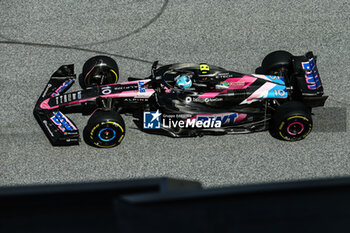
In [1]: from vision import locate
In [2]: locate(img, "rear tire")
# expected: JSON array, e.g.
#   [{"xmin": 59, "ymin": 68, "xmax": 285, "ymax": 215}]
[
  {"xmin": 80, "ymin": 56, "xmax": 119, "ymax": 89},
  {"xmin": 83, "ymin": 110, "xmax": 125, "ymax": 148},
  {"xmin": 270, "ymin": 101, "xmax": 312, "ymax": 141},
  {"xmin": 261, "ymin": 50, "xmax": 293, "ymax": 75}
]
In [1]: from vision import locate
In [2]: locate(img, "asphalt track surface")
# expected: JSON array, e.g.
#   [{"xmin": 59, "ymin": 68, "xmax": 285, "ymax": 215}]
[{"xmin": 0, "ymin": 0, "xmax": 349, "ymax": 187}]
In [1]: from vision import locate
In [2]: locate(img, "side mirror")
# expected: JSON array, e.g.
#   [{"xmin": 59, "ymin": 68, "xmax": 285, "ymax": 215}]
[
  {"xmin": 152, "ymin": 61, "xmax": 159, "ymax": 70},
  {"xmin": 151, "ymin": 61, "xmax": 159, "ymax": 79}
]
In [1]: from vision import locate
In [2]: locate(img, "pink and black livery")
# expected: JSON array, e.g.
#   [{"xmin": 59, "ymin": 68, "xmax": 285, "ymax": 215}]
[{"xmin": 34, "ymin": 51, "xmax": 328, "ymax": 148}]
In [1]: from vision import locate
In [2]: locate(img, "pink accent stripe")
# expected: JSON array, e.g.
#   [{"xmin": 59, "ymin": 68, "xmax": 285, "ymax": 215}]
[
  {"xmin": 197, "ymin": 92, "xmax": 220, "ymax": 98},
  {"xmin": 189, "ymin": 113, "xmax": 247, "ymax": 122},
  {"xmin": 101, "ymin": 89, "xmax": 155, "ymax": 98},
  {"xmin": 221, "ymin": 75, "xmax": 257, "ymax": 93},
  {"xmin": 235, "ymin": 113, "xmax": 247, "ymax": 122},
  {"xmin": 198, "ymin": 75, "xmax": 257, "ymax": 99},
  {"xmin": 100, "ymin": 79, "xmax": 151, "ymax": 87},
  {"xmin": 189, "ymin": 113, "xmax": 228, "ymax": 120},
  {"xmin": 101, "ymin": 90, "xmax": 137, "ymax": 98},
  {"xmin": 40, "ymin": 98, "xmax": 96, "ymax": 110},
  {"xmin": 100, "ymin": 83, "xmax": 118, "ymax": 87},
  {"xmin": 251, "ymin": 74, "xmax": 272, "ymax": 82},
  {"xmin": 39, "ymin": 98, "xmax": 51, "ymax": 109},
  {"xmin": 246, "ymin": 82, "xmax": 276, "ymax": 102}
]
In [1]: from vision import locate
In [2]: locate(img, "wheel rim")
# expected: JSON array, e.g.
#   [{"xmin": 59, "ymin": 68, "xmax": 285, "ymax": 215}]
[
  {"xmin": 98, "ymin": 128, "xmax": 116, "ymax": 142},
  {"xmin": 279, "ymin": 116, "xmax": 312, "ymax": 141},
  {"xmin": 90, "ymin": 122, "xmax": 125, "ymax": 148},
  {"xmin": 286, "ymin": 122, "xmax": 304, "ymax": 135}
]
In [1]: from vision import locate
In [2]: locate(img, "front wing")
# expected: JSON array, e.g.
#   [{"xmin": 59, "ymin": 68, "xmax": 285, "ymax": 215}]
[{"xmin": 34, "ymin": 65, "xmax": 80, "ymax": 146}]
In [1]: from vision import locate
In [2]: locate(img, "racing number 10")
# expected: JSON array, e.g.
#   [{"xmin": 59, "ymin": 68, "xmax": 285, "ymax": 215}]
[
  {"xmin": 101, "ymin": 86, "xmax": 112, "ymax": 95},
  {"xmin": 274, "ymin": 89, "xmax": 285, "ymax": 97}
]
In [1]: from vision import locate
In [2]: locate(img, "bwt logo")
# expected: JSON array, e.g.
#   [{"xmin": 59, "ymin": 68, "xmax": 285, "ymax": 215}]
[
  {"xmin": 50, "ymin": 111, "xmax": 76, "ymax": 132},
  {"xmin": 143, "ymin": 110, "xmax": 161, "ymax": 129},
  {"xmin": 51, "ymin": 79, "xmax": 74, "ymax": 97},
  {"xmin": 196, "ymin": 113, "xmax": 238, "ymax": 124},
  {"xmin": 301, "ymin": 58, "xmax": 321, "ymax": 90},
  {"xmin": 138, "ymin": 81, "xmax": 146, "ymax": 93}
]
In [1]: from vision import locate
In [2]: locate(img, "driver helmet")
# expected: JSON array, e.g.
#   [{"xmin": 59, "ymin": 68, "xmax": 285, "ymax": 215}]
[{"xmin": 175, "ymin": 75, "xmax": 192, "ymax": 89}]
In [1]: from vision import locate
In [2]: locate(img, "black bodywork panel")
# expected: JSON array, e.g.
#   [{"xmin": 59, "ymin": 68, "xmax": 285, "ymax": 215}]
[{"xmin": 34, "ymin": 52, "xmax": 327, "ymax": 146}]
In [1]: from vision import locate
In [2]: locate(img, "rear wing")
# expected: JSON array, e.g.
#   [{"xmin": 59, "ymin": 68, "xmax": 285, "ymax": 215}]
[
  {"xmin": 291, "ymin": 52, "xmax": 328, "ymax": 107},
  {"xmin": 292, "ymin": 52, "xmax": 324, "ymax": 95}
]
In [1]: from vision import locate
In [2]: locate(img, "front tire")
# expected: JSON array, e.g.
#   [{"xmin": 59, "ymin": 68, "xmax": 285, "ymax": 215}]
[
  {"xmin": 80, "ymin": 56, "xmax": 119, "ymax": 89},
  {"xmin": 83, "ymin": 110, "xmax": 125, "ymax": 148},
  {"xmin": 270, "ymin": 101, "xmax": 312, "ymax": 141}
]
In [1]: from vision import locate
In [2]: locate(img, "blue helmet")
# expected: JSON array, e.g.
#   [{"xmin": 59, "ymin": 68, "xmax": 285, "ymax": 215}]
[{"xmin": 175, "ymin": 75, "xmax": 192, "ymax": 89}]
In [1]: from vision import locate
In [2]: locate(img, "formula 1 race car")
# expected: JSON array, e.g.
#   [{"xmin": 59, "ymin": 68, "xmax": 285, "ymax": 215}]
[{"xmin": 34, "ymin": 51, "xmax": 328, "ymax": 148}]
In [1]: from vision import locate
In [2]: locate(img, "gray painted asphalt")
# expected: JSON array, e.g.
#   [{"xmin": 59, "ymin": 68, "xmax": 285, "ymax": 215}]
[{"xmin": 0, "ymin": 0, "xmax": 349, "ymax": 187}]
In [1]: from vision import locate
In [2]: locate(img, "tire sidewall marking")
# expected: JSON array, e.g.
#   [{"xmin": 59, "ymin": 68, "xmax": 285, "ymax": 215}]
[
  {"xmin": 90, "ymin": 121, "xmax": 125, "ymax": 147},
  {"xmin": 287, "ymin": 115, "xmax": 309, "ymax": 122},
  {"xmin": 90, "ymin": 123, "xmax": 100, "ymax": 139},
  {"xmin": 278, "ymin": 115, "xmax": 312, "ymax": 141},
  {"xmin": 110, "ymin": 69, "xmax": 119, "ymax": 83}
]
